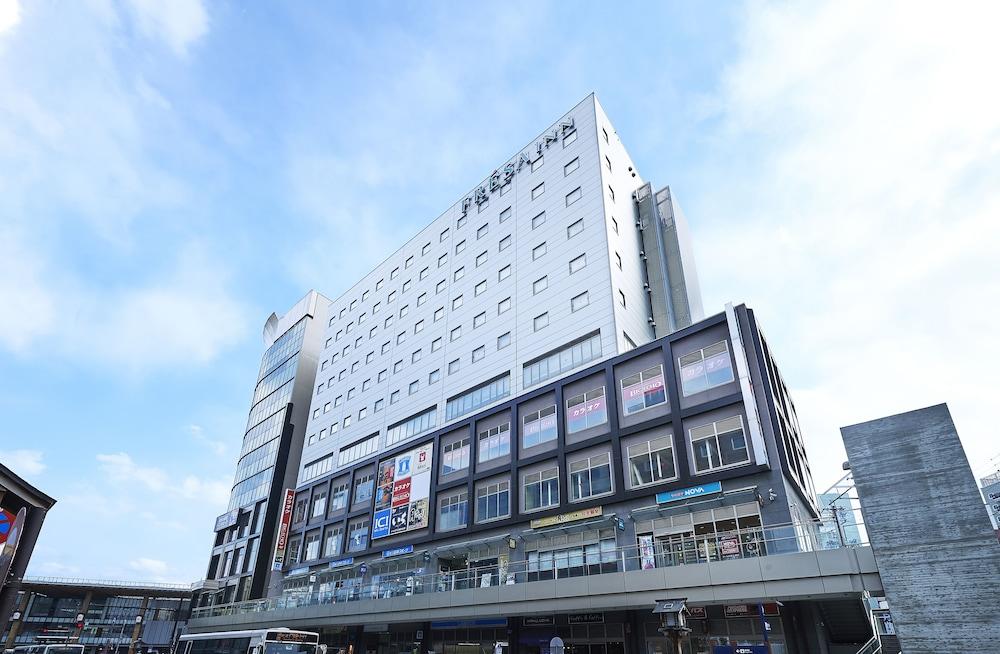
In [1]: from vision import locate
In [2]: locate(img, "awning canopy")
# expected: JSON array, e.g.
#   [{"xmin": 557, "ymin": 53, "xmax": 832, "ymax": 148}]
[
  {"xmin": 519, "ymin": 514, "xmax": 618, "ymax": 540},
  {"xmin": 630, "ymin": 486, "xmax": 759, "ymax": 520},
  {"xmin": 435, "ymin": 533, "xmax": 511, "ymax": 556}
]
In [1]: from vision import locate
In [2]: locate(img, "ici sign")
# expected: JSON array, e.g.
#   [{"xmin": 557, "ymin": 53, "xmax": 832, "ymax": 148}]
[{"xmin": 461, "ymin": 117, "xmax": 577, "ymax": 217}]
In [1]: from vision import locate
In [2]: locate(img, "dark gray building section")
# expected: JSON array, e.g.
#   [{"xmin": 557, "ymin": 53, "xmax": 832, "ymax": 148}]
[{"xmin": 841, "ymin": 404, "xmax": 1000, "ymax": 653}]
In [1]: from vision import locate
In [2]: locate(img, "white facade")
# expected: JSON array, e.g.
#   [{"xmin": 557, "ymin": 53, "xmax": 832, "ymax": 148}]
[{"xmin": 297, "ymin": 94, "xmax": 670, "ymax": 483}]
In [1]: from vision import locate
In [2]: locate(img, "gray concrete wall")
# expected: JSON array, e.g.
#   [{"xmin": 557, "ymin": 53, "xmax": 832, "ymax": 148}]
[{"xmin": 841, "ymin": 404, "xmax": 1000, "ymax": 653}]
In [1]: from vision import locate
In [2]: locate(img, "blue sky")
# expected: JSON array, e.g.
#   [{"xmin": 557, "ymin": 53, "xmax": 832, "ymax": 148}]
[{"xmin": 1, "ymin": 1, "xmax": 997, "ymax": 583}]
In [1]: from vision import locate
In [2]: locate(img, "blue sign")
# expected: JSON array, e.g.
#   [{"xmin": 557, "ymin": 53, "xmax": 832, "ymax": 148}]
[
  {"xmin": 287, "ymin": 567, "xmax": 309, "ymax": 576},
  {"xmin": 372, "ymin": 508, "xmax": 391, "ymax": 539},
  {"xmin": 656, "ymin": 481, "xmax": 723, "ymax": 505},
  {"xmin": 713, "ymin": 647, "xmax": 767, "ymax": 654},
  {"xmin": 382, "ymin": 544, "xmax": 414, "ymax": 559},
  {"xmin": 328, "ymin": 557, "xmax": 354, "ymax": 569}
]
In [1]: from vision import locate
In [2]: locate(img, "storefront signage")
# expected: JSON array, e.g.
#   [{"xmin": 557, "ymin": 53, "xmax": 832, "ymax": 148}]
[
  {"xmin": 522, "ymin": 616, "xmax": 554, "ymax": 627},
  {"xmin": 530, "ymin": 506, "xmax": 603, "ymax": 529},
  {"xmin": 271, "ymin": 489, "xmax": 295, "ymax": 570},
  {"xmin": 382, "ymin": 544, "xmax": 414, "ymax": 559},
  {"xmin": 328, "ymin": 557, "xmax": 355, "ymax": 569},
  {"xmin": 656, "ymin": 481, "xmax": 723, "ymax": 505},
  {"xmin": 214, "ymin": 508, "xmax": 239, "ymax": 532},
  {"xmin": 688, "ymin": 606, "xmax": 707, "ymax": 619},
  {"xmin": 724, "ymin": 603, "xmax": 780, "ymax": 618},
  {"xmin": 713, "ymin": 647, "xmax": 767, "ymax": 654},
  {"xmin": 460, "ymin": 118, "xmax": 576, "ymax": 217},
  {"xmin": 567, "ymin": 613, "xmax": 604, "ymax": 625},
  {"xmin": 638, "ymin": 534, "xmax": 656, "ymax": 570},
  {"xmin": 373, "ymin": 443, "xmax": 433, "ymax": 540},
  {"xmin": 287, "ymin": 566, "xmax": 309, "ymax": 577}
]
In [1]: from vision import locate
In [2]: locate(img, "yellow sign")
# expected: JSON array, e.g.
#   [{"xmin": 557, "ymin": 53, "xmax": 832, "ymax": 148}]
[{"xmin": 530, "ymin": 506, "xmax": 603, "ymax": 529}]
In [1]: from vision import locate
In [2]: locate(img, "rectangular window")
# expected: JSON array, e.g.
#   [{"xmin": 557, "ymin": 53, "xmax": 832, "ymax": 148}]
[
  {"xmin": 358, "ymin": 407, "xmax": 367, "ymax": 420},
  {"xmin": 478, "ymin": 423, "xmax": 511, "ymax": 462},
  {"xmin": 323, "ymin": 525, "xmax": 344, "ymax": 557},
  {"xmin": 419, "ymin": 267, "xmax": 429, "ymax": 281},
  {"xmin": 440, "ymin": 227, "xmax": 449, "ymax": 242},
  {"xmin": 304, "ymin": 531, "xmax": 321, "ymax": 560},
  {"xmin": 534, "ymin": 312, "xmax": 549, "ymax": 331},
  {"xmin": 564, "ymin": 130, "xmax": 577, "ymax": 146},
  {"xmin": 628, "ymin": 436, "xmax": 676, "ymax": 487},
  {"xmin": 474, "ymin": 312, "xmax": 486, "ymax": 328},
  {"xmin": 571, "ymin": 291, "xmax": 589, "ymax": 312},
  {"xmin": 438, "ymin": 492, "xmax": 469, "ymax": 532},
  {"xmin": 602, "ymin": 127, "xmax": 609, "ymax": 143},
  {"xmin": 302, "ymin": 454, "xmax": 334, "ymax": 482},
  {"xmin": 436, "ymin": 279, "xmax": 447, "ymax": 294},
  {"xmin": 442, "ymin": 437, "xmax": 470, "ymax": 475},
  {"xmin": 411, "ymin": 349, "xmax": 422, "ymax": 363},
  {"xmin": 405, "ymin": 255, "xmax": 414, "ymax": 269},
  {"xmin": 523, "ymin": 467, "xmax": 559, "ymax": 512},
  {"xmin": 472, "ymin": 345, "xmax": 485, "ymax": 363},
  {"xmin": 569, "ymin": 254, "xmax": 586, "ymax": 274},
  {"xmin": 566, "ymin": 387, "xmax": 608, "ymax": 433},
  {"xmin": 429, "ymin": 368, "xmax": 441, "ymax": 384},
  {"xmin": 615, "ymin": 252, "xmax": 622, "ymax": 269},
  {"xmin": 605, "ymin": 155, "xmax": 612, "ymax": 171},
  {"xmin": 374, "ymin": 398, "xmax": 384, "ymax": 412},
  {"xmin": 338, "ymin": 435, "xmax": 379, "ymax": 467},
  {"xmin": 397, "ymin": 331, "xmax": 406, "ymax": 345},
  {"xmin": 679, "ymin": 341, "xmax": 736, "ymax": 396},
  {"xmin": 567, "ymin": 219, "xmax": 584, "ymax": 238},
  {"xmin": 570, "ymin": 452, "xmax": 613, "ymax": 501},
  {"xmin": 454, "ymin": 266, "xmax": 465, "ymax": 281},
  {"xmin": 409, "ymin": 380, "xmax": 419, "ymax": 395},
  {"xmin": 382, "ymin": 341, "xmax": 391, "ymax": 354},
  {"xmin": 331, "ymin": 482, "xmax": 349, "ymax": 511},
  {"xmin": 476, "ymin": 479, "xmax": 510, "ymax": 523},
  {"xmin": 476, "ymin": 250, "xmax": 488, "ymax": 267},
  {"xmin": 456, "ymin": 239, "xmax": 466, "ymax": 254},
  {"xmin": 422, "ymin": 242, "xmax": 431, "ymax": 255},
  {"xmin": 532, "ymin": 242, "xmax": 547, "ymax": 260},
  {"xmin": 477, "ymin": 224, "xmax": 489, "ymax": 239},
  {"xmin": 565, "ymin": 187, "xmax": 582, "ymax": 206},
  {"xmin": 452, "ymin": 295, "xmax": 463, "ymax": 310},
  {"xmin": 533, "ymin": 276, "xmax": 548, "ymax": 294},
  {"xmin": 353, "ymin": 472, "xmax": 375, "ymax": 504},
  {"xmin": 531, "ymin": 155, "xmax": 543, "ymax": 172},
  {"xmin": 438, "ymin": 253, "xmax": 448, "ymax": 268},
  {"xmin": 388, "ymin": 290, "xmax": 396, "ymax": 303},
  {"xmin": 451, "ymin": 326, "xmax": 462, "ymax": 341},
  {"xmin": 378, "ymin": 369, "xmax": 387, "ymax": 382},
  {"xmin": 499, "ymin": 206, "xmax": 512, "ymax": 222},
  {"xmin": 499, "ymin": 235, "xmax": 511, "ymax": 252},
  {"xmin": 448, "ymin": 358, "xmax": 460, "ymax": 375},
  {"xmin": 522, "ymin": 405, "xmax": 557, "ymax": 449},
  {"xmin": 434, "ymin": 306, "xmax": 444, "ymax": 321},
  {"xmin": 691, "ymin": 416, "xmax": 749, "ymax": 473},
  {"xmin": 497, "ymin": 331, "xmax": 511, "ymax": 349},
  {"xmin": 618, "ymin": 289, "xmax": 626, "ymax": 307},
  {"xmin": 607, "ymin": 185, "xmax": 615, "ymax": 202},
  {"xmin": 390, "ymin": 267, "xmax": 399, "ymax": 280},
  {"xmin": 498, "ymin": 297, "xmax": 511, "ymax": 314},
  {"xmin": 446, "ymin": 374, "xmax": 510, "ymax": 420},
  {"xmin": 390, "ymin": 390, "xmax": 400, "ymax": 404},
  {"xmin": 385, "ymin": 406, "xmax": 437, "ymax": 446},
  {"xmin": 475, "ymin": 280, "xmax": 487, "ymax": 296},
  {"xmin": 532, "ymin": 212, "xmax": 546, "ymax": 229},
  {"xmin": 531, "ymin": 182, "xmax": 545, "ymax": 199},
  {"xmin": 564, "ymin": 157, "xmax": 579, "ymax": 175},
  {"xmin": 457, "ymin": 215, "xmax": 466, "ymax": 229},
  {"xmin": 347, "ymin": 518, "xmax": 369, "ymax": 552},
  {"xmin": 417, "ymin": 292, "xmax": 427, "ymax": 306},
  {"xmin": 522, "ymin": 331, "xmax": 602, "ymax": 388},
  {"xmin": 498, "ymin": 265, "xmax": 511, "ymax": 281},
  {"xmin": 611, "ymin": 217, "xmax": 618, "ymax": 234},
  {"xmin": 621, "ymin": 365, "xmax": 668, "ymax": 415},
  {"xmin": 414, "ymin": 319, "xmax": 424, "ymax": 333}
]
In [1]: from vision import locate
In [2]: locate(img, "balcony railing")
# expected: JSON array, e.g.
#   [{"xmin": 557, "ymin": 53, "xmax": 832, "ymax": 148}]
[{"xmin": 192, "ymin": 517, "xmax": 868, "ymax": 619}]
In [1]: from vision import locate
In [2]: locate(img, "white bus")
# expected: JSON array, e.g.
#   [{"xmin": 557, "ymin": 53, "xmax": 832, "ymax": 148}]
[
  {"xmin": 177, "ymin": 629, "xmax": 320, "ymax": 654},
  {"xmin": 13, "ymin": 645, "xmax": 85, "ymax": 654}
]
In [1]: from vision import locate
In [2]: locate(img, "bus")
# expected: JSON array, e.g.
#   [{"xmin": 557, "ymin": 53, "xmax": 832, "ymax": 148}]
[
  {"xmin": 177, "ymin": 629, "xmax": 320, "ymax": 654},
  {"xmin": 13, "ymin": 645, "xmax": 85, "ymax": 654}
]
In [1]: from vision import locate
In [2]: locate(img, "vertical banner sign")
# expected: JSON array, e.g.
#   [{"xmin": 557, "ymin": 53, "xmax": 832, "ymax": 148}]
[
  {"xmin": 372, "ymin": 443, "xmax": 433, "ymax": 540},
  {"xmin": 638, "ymin": 534, "xmax": 656, "ymax": 570},
  {"xmin": 272, "ymin": 489, "xmax": 296, "ymax": 570}
]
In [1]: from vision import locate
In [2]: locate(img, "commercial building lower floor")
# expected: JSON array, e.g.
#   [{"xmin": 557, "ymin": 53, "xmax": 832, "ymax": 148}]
[{"xmin": 287, "ymin": 599, "xmax": 874, "ymax": 654}]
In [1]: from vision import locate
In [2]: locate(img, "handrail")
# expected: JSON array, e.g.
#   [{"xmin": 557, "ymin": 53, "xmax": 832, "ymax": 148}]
[
  {"xmin": 192, "ymin": 517, "xmax": 869, "ymax": 619},
  {"xmin": 854, "ymin": 635, "xmax": 881, "ymax": 654}
]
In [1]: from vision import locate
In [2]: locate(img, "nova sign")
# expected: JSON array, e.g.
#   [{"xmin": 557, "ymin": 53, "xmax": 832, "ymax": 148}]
[{"xmin": 460, "ymin": 117, "xmax": 576, "ymax": 217}]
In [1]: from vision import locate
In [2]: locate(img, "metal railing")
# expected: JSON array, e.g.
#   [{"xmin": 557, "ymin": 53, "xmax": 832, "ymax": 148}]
[
  {"xmin": 854, "ymin": 635, "xmax": 881, "ymax": 654},
  {"xmin": 192, "ymin": 517, "xmax": 868, "ymax": 619}
]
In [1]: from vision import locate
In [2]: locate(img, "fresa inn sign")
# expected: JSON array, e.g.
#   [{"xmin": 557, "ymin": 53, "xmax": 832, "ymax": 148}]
[{"xmin": 460, "ymin": 117, "xmax": 576, "ymax": 217}]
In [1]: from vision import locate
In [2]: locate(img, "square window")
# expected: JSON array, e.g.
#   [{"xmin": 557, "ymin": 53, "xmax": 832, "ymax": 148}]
[
  {"xmin": 359, "ymin": 407, "xmax": 367, "ymax": 420},
  {"xmin": 376, "ymin": 279, "xmax": 384, "ymax": 291},
  {"xmin": 350, "ymin": 299, "xmax": 357, "ymax": 310},
  {"xmin": 564, "ymin": 157, "xmax": 579, "ymax": 175},
  {"xmin": 373, "ymin": 301, "xmax": 381, "ymax": 314},
  {"xmin": 365, "ymin": 351, "xmax": 374, "ymax": 364},
  {"xmin": 499, "ymin": 207, "xmax": 512, "ymax": 222},
  {"xmin": 382, "ymin": 341, "xmax": 390, "ymax": 354},
  {"xmin": 400, "ymin": 304, "xmax": 409, "ymax": 318},
  {"xmin": 475, "ymin": 280, "xmax": 487, "ymax": 296},
  {"xmin": 472, "ymin": 346, "xmax": 485, "ymax": 363},
  {"xmin": 439, "ymin": 253, "xmax": 448, "ymax": 268},
  {"xmin": 397, "ymin": 331, "xmax": 406, "ymax": 345},
  {"xmin": 431, "ymin": 337, "xmax": 443, "ymax": 352},
  {"xmin": 607, "ymin": 185, "xmax": 615, "ymax": 202},
  {"xmin": 564, "ymin": 130, "xmax": 577, "ymax": 146},
  {"xmin": 391, "ymin": 267, "xmax": 399, "ymax": 280},
  {"xmin": 611, "ymin": 217, "xmax": 619, "ymax": 234},
  {"xmin": 605, "ymin": 154, "xmax": 612, "ymax": 171},
  {"xmin": 497, "ymin": 332, "xmax": 511, "ymax": 349},
  {"xmin": 390, "ymin": 390, "xmax": 400, "ymax": 404},
  {"xmin": 569, "ymin": 253, "xmax": 586, "ymax": 274},
  {"xmin": 498, "ymin": 297, "xmax": 511, "ymax": 314},
  {"xmin": 474, "ymin": 312, "xmax": 486, "ymax": 328},
  {"xmin": 394, "ymin": 360, "xmax": 403, "ymax": 373},
  {"xmin": 531, "ymin": 182, "xmax": 545, "ymax": 199},
  {"xmin": 378, "ymin": 369, "xmax": 387, "ymax": 382},
  {"xmin": 565, "ymin": 187, "xmax": 582, "ymax": 206},
  {"xmin": 419, "ymin": 267, "xmax": 429, "ymax": 281},
  {"xmin": 532, "ymin": 242, "xmax": 547, "ymax": 260},
  {"xmin": 417, "ymin": 292, "xmax": 427, "ymax": 306},
  {"xmin": 411, "ymin": 349, "xmax": 422, "ymax": 363},
  {"xmin": 477, "ymin": 224, "xmax": 488, "ymax": 239},
  {"xmin": 534, "ymin": 313, "xmax": 549, "ymax": 331},
  {"xmin": 533, "ymin": 276, "xmax": 548, "ymax": 294},
  {"xmin": 476, "ymin": 250, "xmax": 488, "ymax": 267},
  {"xmin": 456, "ymin": 240, "xmax": 466, "ymax": 254},
  {"xmin": 414, "ymin": 319, "xmax": 424, "ymax": 333},
  {"xmin": 429, "ymin": 369, "xmax": 441, "ymax": 384},
  {"xmin": 454, "ymin": 266, "xmax": 465, "ymax": 281},
  {"xmin": 434, "ymin": 307, "xmax": 445, "ymax": 321},
  {"xmin": 453, "ymin": 295, "xmax": 464, "ymax": 310},
  {"xmin": 405, "ymin": 255, "xmax": 414, "ymax": 269},
  {"xmin": 602, "ymin": 127, "xmax": 609, "ymax": 143},
  {"xmin": 532, "ymin": 212, "xmax": 546, "ymax": 229},
  {"xmin": 388, "ymin": 290, "xmax": 396, "ymax": 303},
  {"xmin": 498, "ymin": 265, "xmax": 511, "ymax": 281},
  {"xmin": 422, "ymin": 242, "xmax": 431, "ymax": 255},
  {"xmin": 451, "ymin": 326, "xmax": 462, "ymax": 341},
  {"xmin": 402, "ymin": 279, "xmax": 411, "ymax": 292},
  {"xmin": 440, "ymin": 227, "xmax": 449, "ymax": 242},
  {"xmin": 362, "ymin": 378, "xmax": 371, "ymax": 391},
  {"xmin": 335, "ymin": 395, "xmax": 343, "ymax": 407},
  {"xmin": 499, "ymin": 235, "xmax": 511, "ymax": 252},
  {"xmin": 343, "ymin": 415, "xmax": 351, "ymax": 428},
  {"xmin": 457, "ymin": 215, "xmax": 466, "ymax": 229},
  {"xmin": 409, "ymin": 380, "xmax": 419, "ymax": 395},
  {"xmin": 618, "ymin": 290, "xmax": 626, "ymax": 308},
  {"xmin": 571, "ymin": 291, "xmax": 589, "ymax": 312},
  {"xmin": 347, "ymin": 387, "xmax": 356, "ymax": 400},
  {"xmin": 448, "ymin": 359, "xmax": 460, "ymax": 374},
  {"xmin": 374, "ymin": 398, "xmax": 384, "ymax": 412},
  {"xmin": 615, "ymin": 252, "xmax": 622, "ymax": 269},
  {"xmin": 436, "ymin": 279, "xmax": 447, "ymax": 294}
]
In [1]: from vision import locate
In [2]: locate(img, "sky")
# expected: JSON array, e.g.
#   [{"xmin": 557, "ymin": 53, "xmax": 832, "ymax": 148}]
[{"xmin": 0, "ymin": 0, "xmax": 998, "ymax": 584}]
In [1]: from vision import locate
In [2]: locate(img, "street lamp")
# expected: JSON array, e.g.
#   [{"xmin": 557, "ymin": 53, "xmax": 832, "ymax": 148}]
[{"xmin": 653, "ymin": 598, "xmax": 691, "ymax": 654}]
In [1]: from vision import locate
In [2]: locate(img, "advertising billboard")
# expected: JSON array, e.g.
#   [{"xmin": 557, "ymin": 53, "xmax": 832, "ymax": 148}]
[
  {"xmin": 271, "ymin": 489, "xmax": 295, "ymax": 570},
  {"xmin": 372, "ymin": 443, "xmax": 432, "ymax": 540}
]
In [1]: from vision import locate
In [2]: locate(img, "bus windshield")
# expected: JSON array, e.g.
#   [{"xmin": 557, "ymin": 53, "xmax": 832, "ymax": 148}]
[{"xmin": 264, "ymin": 643, "xmax": 316, "ymax": 654}]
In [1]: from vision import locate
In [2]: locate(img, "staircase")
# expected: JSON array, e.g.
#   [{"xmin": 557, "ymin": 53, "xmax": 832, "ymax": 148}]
[{"xmin": 818, "ymin": 598, "xmax": 874, "ymax": 645}]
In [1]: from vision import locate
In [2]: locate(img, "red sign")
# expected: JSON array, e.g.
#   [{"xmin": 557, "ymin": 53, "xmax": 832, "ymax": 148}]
[
  {"xmin": 272, "ymin": 489, "xmax": 295, "ymax": 570},
  {"xmin": 392, "ymin": 478, "xmax": 412, "ymax": 507},
  {"xmin": 724, "ymin": 603, "xmax": 780, "ymax": 618}
]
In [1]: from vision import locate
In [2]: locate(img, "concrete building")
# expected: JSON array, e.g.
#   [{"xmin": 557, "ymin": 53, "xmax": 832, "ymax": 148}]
[
  {"xmin": 0, "ymin": 462, "xmax": 56, "ymax": 631},
  {"xmin": 2, "ymin": 577, "xmax": 192, "ymax": 654},
  {"xmin": 196, "ymin": 291, "xmax": 330, "ymax": 608}
]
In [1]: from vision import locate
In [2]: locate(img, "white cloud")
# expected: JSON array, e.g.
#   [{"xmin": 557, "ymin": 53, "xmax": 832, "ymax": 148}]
[
  {"xmin": 96, "ymin": 452, "xmax": 230, "ymax": 505},
  {"xmin": 0, "ymin": 0, "xmax": 19, "ymax": 35},
  {"xmin": 0, "ymin": 449, "xmax": 45, "ymax": 477},
  {"xmin": 129, "ymin": 557, "xmax": 168, "ymax": 578},
  {"xmin": 695, "ymin": 0, "xmax": 1000, "ymax": 488},
  {"xmin": 187, "ymin": 424, "xmax": 227, "ymax": 457},
  {"xmin": 123, "ymin": 0, "xmax": 208, "ymax": 57}
]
